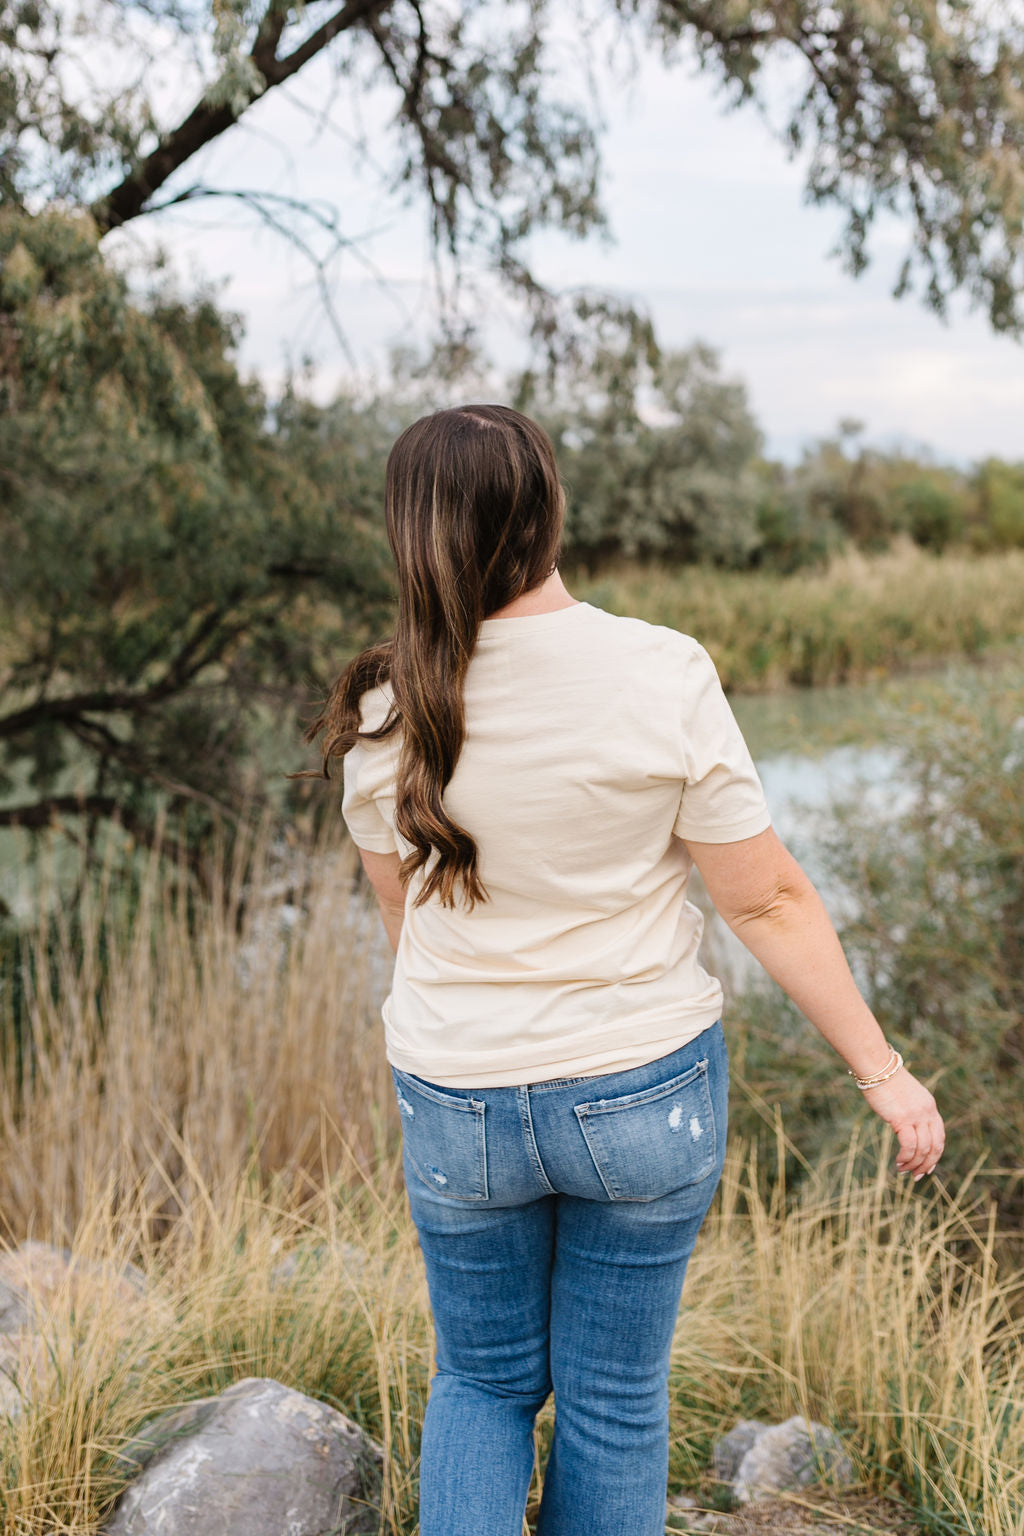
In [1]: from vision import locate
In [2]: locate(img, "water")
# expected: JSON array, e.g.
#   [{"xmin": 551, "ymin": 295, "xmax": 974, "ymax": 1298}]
[
  {"xmin": 702, "ymin": 651, "xmax": 1024, "ymax": 987},
  {"xmin": 3, "ymin": 652, "xmax": 1019, "ymax": 937}
]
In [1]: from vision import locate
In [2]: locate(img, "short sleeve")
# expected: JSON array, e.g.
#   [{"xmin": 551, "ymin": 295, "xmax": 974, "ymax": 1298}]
[
  {"xmin": 337, "ymin": 697, "xmax": 399, "ymax": 854},
  {"xmin": 672, "ymin": 643, "xmax": 772, "ymax": 844}
]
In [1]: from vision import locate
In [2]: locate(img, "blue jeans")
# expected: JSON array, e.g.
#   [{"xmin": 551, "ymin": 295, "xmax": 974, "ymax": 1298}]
[{"xmin": 391, "ymin": 1019, "xmax": 728, "ymax": 1536}]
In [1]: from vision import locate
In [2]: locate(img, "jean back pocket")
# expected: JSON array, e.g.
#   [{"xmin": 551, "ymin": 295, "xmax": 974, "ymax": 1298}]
[
  {"xmin": 574, "ymin": 1057, "xmax": 717, "ymax": 1201},
  {"xmin": 391, "ymin": 1068, "xmax": 489, "ymax": 1201}
]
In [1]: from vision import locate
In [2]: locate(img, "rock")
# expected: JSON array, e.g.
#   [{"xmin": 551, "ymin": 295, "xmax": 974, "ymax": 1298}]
[
  {"xmin": 0, "ymin": 1277, "xmax": 33, "ymax": 1333},
  {"xmin": 725, "ymin": 1416, "xmax": 853, "ymax": 1504},
  {"xmin": 665, "ymin": 1492, "xmax": 721, "ymax": 1533},
  {"xmin": 0, "ymin": 1240, "xmax": 147, "ymax": 1327},
  {"xmin": 711, "ymin": 1418, "xmax": 769, "ymax": 1482},
  {"xmin": 0, "ymin": 1242, "xmax": 156, "ymax": 1420},
  {"xmin": 102, "ymin": 1376, "xmax": 384, "ymax": 1536},
  {"xmin": 269, "ymin": 1241, "xmax": 366, "ymax": 1289},
  {"xmin": 0, "ymin": 1331, "xmax": 48, "ymax": 1419}
]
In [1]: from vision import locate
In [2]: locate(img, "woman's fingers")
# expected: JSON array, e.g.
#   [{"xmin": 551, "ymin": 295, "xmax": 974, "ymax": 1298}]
[
  {"xmin": 895, "ymin": 1116, "xmax": 944, "ymax": 1179},
  {"xmin": 862, "ymin": 1069, "xmax": 944, "ymax": 1182},
  {"xmin": 894, "ymin": 1122, "xmax": 919, "ymax": 1174}
]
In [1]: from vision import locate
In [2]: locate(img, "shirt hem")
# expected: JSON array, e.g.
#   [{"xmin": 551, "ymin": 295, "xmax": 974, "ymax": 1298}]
[
  {"xmin": 384, "ymin": 1002, "xmax": 725, "ymax": 1088},
  {"xmin": 673, "ymin": 808, "xmax": 772, "ymax": 844},
  {"xmin": 346, "ymin": 829, "xmax": 398, "ymax": 854}
]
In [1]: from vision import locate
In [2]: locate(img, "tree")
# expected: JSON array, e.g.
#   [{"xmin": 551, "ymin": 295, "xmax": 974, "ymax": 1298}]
[
  {"xmin": 0, "ymin": 207, "xmax": 395, "ymax": 884},
  {"xmin": 1, "ymin": 0, "xmax": 1022, "ymax": 340},
  {"xmin": 972, "ymin": 458, "xmax": 1024, "ymax": 549},
  {"xmin": 529, "ymin": 337, "xmax": 766, "ymax": 568}
]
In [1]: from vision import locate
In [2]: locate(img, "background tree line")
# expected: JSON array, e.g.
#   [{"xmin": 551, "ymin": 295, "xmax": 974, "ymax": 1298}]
[
  {"xmin": 3, "ymin": 203, "xmax": 1024, "ymax": 897},
  {"xmin": 3, "ymin": 0, "xmax": 1024, "ymax": 894}
]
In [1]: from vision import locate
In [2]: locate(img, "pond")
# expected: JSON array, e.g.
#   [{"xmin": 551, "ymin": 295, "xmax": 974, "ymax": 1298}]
[
  {"xmin": 707, "ymin": 648, "xmax": 1024, "ymax": 986},
  {"xmin": 2, "ymin": 647, "xmax": 1020, "ymax": 939}
]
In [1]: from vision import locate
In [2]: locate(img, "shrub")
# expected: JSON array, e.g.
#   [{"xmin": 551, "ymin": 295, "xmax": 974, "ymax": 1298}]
[{"xmin": 729, "ymin": 671, "xmax": 1024, "ymax": 1227}]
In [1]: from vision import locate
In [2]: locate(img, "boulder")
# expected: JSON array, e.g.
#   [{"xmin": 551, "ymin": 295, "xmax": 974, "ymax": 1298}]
[
  {"xmin": 269, "ymin": 1241, "xmax": 366, "ymax": 1290},
  {"xmin": 711, "ymin": 1419, "xmax": 769, "ymax": 1482},
  {"xmin": 0, "ymin": 1240, "xmax": 147, "ymax": 1324},
  {"xmin": 0, "ymin": 1277, "xmax": 33, "ymax": 1334},
  {"xmin": 712, "ymin": 1415, "xmax": 852, "ymax": 1504},
  {"xmin": 102, "ymin": 1376, "xmax": 383, "ymax": 1536},
  {"xmin": 0, "ymin": 1331, "xmax": 48, "ymax": 1419},
  {"xmin": 0, "ymin": 1241, "xmax": 156, "ymax": 1421}
]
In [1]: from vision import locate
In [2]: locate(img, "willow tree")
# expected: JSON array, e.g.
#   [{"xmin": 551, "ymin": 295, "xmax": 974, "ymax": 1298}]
[
  {"xmin": 1, "ymin": 0, "xmax": 1023, "ymax": 879},
  {"xmin": 2, "ymin": 0, "xmax": 1023, "ymax": 337},
  {"xmin": 0, "ymin": 209, "xmax": 395, "ymax": 881}
]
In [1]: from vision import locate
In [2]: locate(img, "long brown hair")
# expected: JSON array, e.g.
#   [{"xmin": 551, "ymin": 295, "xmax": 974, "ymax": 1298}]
[{"xmin": 300, "ymin": 404, "xmax": 565, "ymax": 910}]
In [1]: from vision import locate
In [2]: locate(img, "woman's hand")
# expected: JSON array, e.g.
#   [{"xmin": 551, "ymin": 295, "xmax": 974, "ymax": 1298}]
[
  {"xmin": 683, "ymin": 829, "xmax": 947, "ymax": 1182},
  {"xmin": 859, "ymin": 1068, "xmax": 945, "ymax": 1180}
]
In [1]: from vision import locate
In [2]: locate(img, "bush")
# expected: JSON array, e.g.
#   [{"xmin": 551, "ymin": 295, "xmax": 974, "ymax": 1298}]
[
  {"xmin": 729, "ymin": 671, "xmax": 1024, "ymax": 1226},
  {"xmin": 972, "ymin": 458, "xmax": 1024, "ymax": 550},
  {"xmin": 895, "ymin": 476, "xmax": 964, "ymax": 551}
]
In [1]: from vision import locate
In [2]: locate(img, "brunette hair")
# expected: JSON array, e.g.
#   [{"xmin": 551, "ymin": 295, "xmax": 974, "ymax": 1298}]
[{"xmin": 300, "ymin": 404, "xmax": 565, "ymax": 910}]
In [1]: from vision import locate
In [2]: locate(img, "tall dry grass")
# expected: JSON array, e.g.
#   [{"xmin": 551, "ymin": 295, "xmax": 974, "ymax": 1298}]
[
  {"xmin": 0, "ymin": 812, "xmax": 398, "ymax": 1242},
  {"xmin": 0, "ymin": 1126, "xmax": 1021, "ymax": 1534},
  {"xmin": 574, "ymin": 542, "xmax": 1024, "ymax": 690},
  {"xmin": 1, "ymin": 818, "xmax": 1022, "ymax": 1532}
]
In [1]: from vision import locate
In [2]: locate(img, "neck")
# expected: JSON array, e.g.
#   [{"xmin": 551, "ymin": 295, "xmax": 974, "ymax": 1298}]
[{"xmin": 485, "ymin": 570, "xmax": 578, "ymax": 620}]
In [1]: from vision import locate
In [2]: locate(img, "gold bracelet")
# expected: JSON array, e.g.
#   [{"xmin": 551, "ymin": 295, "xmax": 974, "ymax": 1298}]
[{"xmin": 849, "ymin": 1046, "xmax": 904, "ymax": 1090}]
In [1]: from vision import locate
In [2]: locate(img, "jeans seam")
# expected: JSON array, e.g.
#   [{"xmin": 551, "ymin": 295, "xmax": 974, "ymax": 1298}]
[
  {"xmin": 516, "ymin": 1087, "xmax": 557, "ymax": 1196},
  {"xmin": 527, "ymin": 1075, "xmax": 592, "ymax": 1092}
]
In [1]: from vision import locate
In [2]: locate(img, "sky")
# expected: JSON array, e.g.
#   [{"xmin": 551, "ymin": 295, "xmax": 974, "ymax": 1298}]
[{"xmin": 106, "ymin": 27, "xmax": 1024, "ymax": 465}]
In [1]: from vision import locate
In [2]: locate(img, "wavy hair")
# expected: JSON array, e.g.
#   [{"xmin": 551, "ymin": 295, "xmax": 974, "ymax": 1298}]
[{"xmin": 300, "ymin": 404, "xmax": 565, "ymax": 910}]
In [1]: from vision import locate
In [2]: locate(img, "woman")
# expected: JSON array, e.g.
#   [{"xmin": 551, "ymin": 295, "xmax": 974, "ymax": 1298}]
[{"xmin": 305, "ymin": 404, "xmax": 944, "ymax": 1536}]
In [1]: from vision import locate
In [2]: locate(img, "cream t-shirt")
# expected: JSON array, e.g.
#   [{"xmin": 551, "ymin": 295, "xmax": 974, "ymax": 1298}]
[{"xmin": 341, "ymin": 600, "xmax": 771, "ymax": 1087}]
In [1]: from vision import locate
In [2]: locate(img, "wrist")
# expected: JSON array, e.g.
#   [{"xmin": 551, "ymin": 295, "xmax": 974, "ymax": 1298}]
[{"xmin": 849, "ymin": 1044, "xmax": 904, "ymax": 1090}]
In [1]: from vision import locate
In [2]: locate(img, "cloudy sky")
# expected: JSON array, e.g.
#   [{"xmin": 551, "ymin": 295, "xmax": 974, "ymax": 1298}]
[{"xmin": 108, "ymin": 31, "xmax": 1024, "ymax": 464}]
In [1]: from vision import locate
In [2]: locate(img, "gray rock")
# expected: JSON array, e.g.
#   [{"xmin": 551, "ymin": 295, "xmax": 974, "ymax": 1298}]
[
  {"xmin": 102, "ymin": 1376, "xmax": 383, "ymax": 1536},
  {"xmin": 0, "ymin": 1240, "xmax": 147, "ymax": 1322},
  {"xmin": 269, "ymin": 1242, "xmax": 366, "ymax": 1290},
  {"xmin": 710, "ymin": 1418, "xmax": 769, "ymax": 1482},
  {"xmin": 0, "ymin": 1331, "xmax": 48, "ymax": 1420},
  {"xmin": 665, "ymin": 1492, "xmax": 722, "ymax": 1534},
  {"xmin": 731, "ymin": 1415, "xmax": 852, "ymax": 1503},
  {"xmin": 0, "ymin": 1278, "xmax": 33, "ymax": 1334}
]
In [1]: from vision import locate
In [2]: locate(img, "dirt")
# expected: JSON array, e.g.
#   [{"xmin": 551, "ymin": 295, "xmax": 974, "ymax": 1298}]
[{"xmin": 666, "ymin": 1489, "xmax": 922, "ymax": 1536}]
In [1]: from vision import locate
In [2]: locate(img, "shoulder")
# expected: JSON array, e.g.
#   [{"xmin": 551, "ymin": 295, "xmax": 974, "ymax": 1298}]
[
  {"xmin": 583, "ymin": 603, "xmax": 709, "ymax": 669},
  {"xmin": 355, "ymin": 678, "xmax": 398, "ymax": 737}
]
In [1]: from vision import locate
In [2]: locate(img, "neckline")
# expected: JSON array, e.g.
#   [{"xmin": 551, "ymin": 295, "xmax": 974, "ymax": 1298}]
[{"xmin": 477, "ymin": 600, "xmax": 594, "ymax": 635}]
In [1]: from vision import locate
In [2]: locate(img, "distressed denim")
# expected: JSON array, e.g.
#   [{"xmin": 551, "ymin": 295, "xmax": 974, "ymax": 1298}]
[{"xmin": 392, "ymin": 1019, "xmax": 728, "ymax": 1536}]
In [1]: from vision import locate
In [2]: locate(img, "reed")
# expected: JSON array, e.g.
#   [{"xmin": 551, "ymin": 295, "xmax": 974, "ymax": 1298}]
[
  {"xmin": 0, "ymin": 810, "xmax": 398, "ymax": 1242},
  {"xmin": 0, "ymin": 818, "xmax": 1022, "ymax": 1531},
  {"xmin": 0, "ymin": 1127, "xmax": 1020, "ymax": 1534},
  {"xmin": 571, "ymin": 542, "xmax": 1024, "ymax": 691}
]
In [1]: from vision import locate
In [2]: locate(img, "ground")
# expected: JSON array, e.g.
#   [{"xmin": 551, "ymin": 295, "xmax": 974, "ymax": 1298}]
[{"xmin": 666, "ymin": 1490, "xmax": 921, "ymax": 1535}]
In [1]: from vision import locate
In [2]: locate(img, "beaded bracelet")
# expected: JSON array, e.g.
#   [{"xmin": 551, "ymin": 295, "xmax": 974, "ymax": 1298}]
[{"xmin": 849, "ymin": 1046, "xmax": 904, "ymax": 1090}]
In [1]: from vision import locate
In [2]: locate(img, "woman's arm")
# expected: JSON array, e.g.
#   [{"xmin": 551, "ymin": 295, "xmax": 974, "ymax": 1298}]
[
  {"xmin": 357, "ymin": 847, "xmax": 406, "ymax": 955},
  {"xmin": 683, "ymin": 826, "xmax": 944, "ymax": 1180}
]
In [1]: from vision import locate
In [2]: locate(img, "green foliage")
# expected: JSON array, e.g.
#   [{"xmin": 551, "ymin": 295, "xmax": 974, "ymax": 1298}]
[
  {"xmin": 971, "ymin": 458, "xmax": 1024, "ymax": 550},
  {"xmin": 894, "ymin": 476, "xmax": 964, "ymax": 552},
  {"xmin": 0, "ymin": 209, "xmax": 394, "ymax": 872},
  {"xmin": 529, "ymin": 340, "xmax": 766, "ymax": 569},
  {"xmin": 1, "ymin": 0, "xmax": 1022, "ymax": 341},
  {"xmin": 730, "ymin": 673, "xmax": 1024, "ymax": 1222},
  {"xmin": 761, "ymin": 430, "xmax": 984, "ymax": 564},
  {"xmin": 751, "ymin": 460, "xmax": 840, "ymax": 572}
]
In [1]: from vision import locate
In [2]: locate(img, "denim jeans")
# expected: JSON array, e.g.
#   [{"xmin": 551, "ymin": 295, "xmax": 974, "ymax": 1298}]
[{"xmin": 391, "ymin": 1019, "xmax": 728, "ymax": 1536}]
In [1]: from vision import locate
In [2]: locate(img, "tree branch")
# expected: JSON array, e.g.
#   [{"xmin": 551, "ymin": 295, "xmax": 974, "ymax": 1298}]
[
  {"xmin": 90, "ymin": 0, "xmax": 393, "ymax": 232},
  {"xmin": 0, "ymin": 605, "xmax": 239, "ymax": 739},
  {"xmin": 0, "ymin": 794, "xmax": 150, "ymax": 838},
  {"xmin": 66, "ymin": 717, "xmax": 243, "ymax": 824},
  {"xmin": 0, "ymin": 795, "xmax": 215, "ymax": 891}
]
